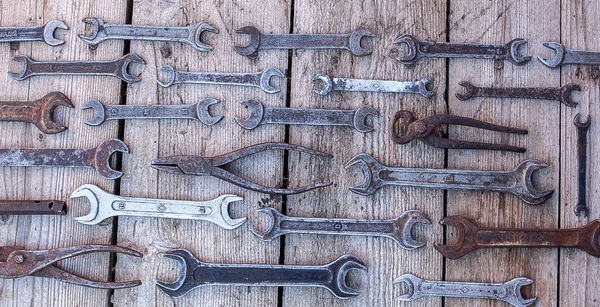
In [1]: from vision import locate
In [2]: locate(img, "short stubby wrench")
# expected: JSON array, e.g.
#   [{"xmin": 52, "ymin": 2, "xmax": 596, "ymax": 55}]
[
  {"xmin": 70, "ymin": 184, "xmax": 246, "ymax": 229},
  {"xmin": 0, "ymin": 200, "xmax": 66, "ymax": 215},
  {"xmin": 157, "ymin": 65, "xmax": 284, "ymax": 94},
  {"xmin": 156, "ymin": 249, "xmax": 367, "ymax": 299},
  {"xmin": 234, "ymin": 26, "xmax": 375, "ymax": 57},
  {"xmin": 395, "ymin": 274, "xmax": 536, "ymax": 307},
  {"xmin": 235, "ymin": 99, "xmax": 378, "ymax": 133},
  {"xmin": 0, "ymin": 20, "xmax": 68, "ymax": 46},
  {"xmin": 346, "ymin": 153, "xmax": 553, "ymax": 205},
  {"xmin": 0, "ymin": 92, "xmax": 73, "ymax": 134},
  {"xmin": 79, "ymin": 17, "xmax": 218, "ymax": 51},
  {"xmin": 9, "ymin": 54, "xmax": 145, "ymax": 83},
  {"xmin": 539, "ymin": 42, "xmax": 600, "ymax": 72},
  {"xmin": 0, "ymin": 139, "xmax": 129, "ymax": 180},
  {"xmin": 456, "ymin": 81, "xmax": 580, "ymax": 108},
  {"xmin": 395, "ymin": 35, "xmax": 530, "ymax": 65},
  {"xmin": 574, "ymin": 113, "xmax": 591, "ymax": 218},
  {"xmin": 252, "ymin": 208, "xmax": 430, "ymax": 250},
  {"xmin": 313, "ymin": 73, "xmax": 434, "ymax": 97},
  {"xmin": 435, "ymin": 216, "xmax": 600, "ymax": 259},
  {"xmin": 82, "ymin": 99, "xmax": 222, "ymax": 126}
]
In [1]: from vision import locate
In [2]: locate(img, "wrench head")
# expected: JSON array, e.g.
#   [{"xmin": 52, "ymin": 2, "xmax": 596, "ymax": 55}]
[
  {"xmin": 455, "ymin": 81, "xmax": 475, "ymax": 101},
  {"xmin": 189, "ymin": 22, "xmax": 219, "ymax": 52},
  {"xmin": 507, "ymin": 39, "xmax": 531, "ymax": 65},
  {"xmin": 574, "ymin": 113, "xmax": 591, "ymax": 128},
  {"xmin": 503, "ymin": 277, "xmax": 537, "ymax": 307},
  {"xmin": 69, "ymin": 184, "xmax": 113, "ymax": 225},
  {"xmin": 312, "ymin": 73, "xmax": 334, "ymax": 96},
  {"xmin": 35, "ymin": 91, "xmax": 74, "ymax": 134},
  {"xmin": 250, "ymin": 207, "xmax": 285, "ymax": 240},
  {"xmin": 235, "ymin": 99, "xmax": 264, "ymax": 130},
  {"xmin": 348, "ymin": 28, "xmax": 375, "ymax": 56},
  {"xmin": 393, "ymin": 273, "xmax": 424, "ymax": 301},
  {"xmin": 511, "ymin": 159, "xmax": 554, "ymax": 205},
  {"xmin": 156, "ymin": 65, "xmax": 176, "ymax": 88},
  {"xmin": 234, "ymin": 26, "xmax": 261, "ymax": 57},
  {"xmin": 346, "ymin": 153, "xmax": 385, "ymax": 196},
  {"xmin": 8, "ymin": 55, "xmax": 34, "ymax": 81},
  {"xmin": 94, "ymin": 139, "xmax": 130, "ymax": 180},
  {"xmin": 82, "ymin": 100, "xmax": 106, "ymax": 126},
  {"xmin": 78, "ymin": 17, "xmax": 104, "ymax": 46},
  {"xmin": 43, "ymin": 20, "xmax": 69, "ymax": 46},
  {"xmin": 156, "ymin": 248, "xmax": 205, "ymax": 298},
  {"xmin": 353, "ymin": 105, "xmax": 378, "ymax": 133},
  {"xmin": 212, "ymin": 195, "xmax": 247, "ymax": 230},
  {"xmin": 433, "ymin": 216, "xmax": 480, "ymax": 259},
  {"xmin": 114, "ymin": 54, "xmax": 145, "ymax": 83},
  {"xmin": 416, "ymin": 79, "xmax": 435, "ymax": 97},
  {"xmin": 559, "ymin": 83, "xmax": 581, "ymax": 107},
  {"xmin": 394, "ymin": 35, "xmax": 419, "ymax": 65},
  {"xmin": 537, "ymin": 42, "xmax": 565, "ymax": 68},
  {"xmin": 195, "ymin": 98, "xmax": 223, "ymax": 126},
  {"xmin": 324, "ymin": 255, "xmax": 367, "ymax": 299},
  {"xmin": 392, "ymin": 210, "xmax": 431, "ymax": 250},
  {"xmin": 260, "ymin": 67, "xmax": 284, "ymax": 93}
]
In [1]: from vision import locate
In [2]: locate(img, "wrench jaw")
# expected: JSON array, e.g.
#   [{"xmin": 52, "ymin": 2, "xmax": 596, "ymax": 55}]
[
  {"xmin": 259, "ymin": 67, "xmax": 284, "ymax": 94},
  {"xmin": 559, "ymin": 83, "xmax": 581, "ymax": 107},
  {"xmin": 348, "ymin": 28, "xmax": 376, "ymax": 56},
  {"xmin": 393, "ymin": 273, "xmax": 424, "ymax": 301},
  {"xmin": 189, "ymin": 22, "xmax": 219, "ymax": 52},
  {"xmin": 156, "ymin": 249, "xmax": 204, "ymax": 298},
  {"xmin": 393, "ymin": 211, "xmax": 431, "ymax": 250},
  {"xmin": 576, "ymin": 221, "xmax": 600, "ymax": 257},
  {"xmin": 115, "ymin": 54, "xmax": 145, "ymax": 83},
  {"xmin": 250, "ymin": 207, "xmax": 284, "ymax": 240},
  {"xmin": 455, "ymin": 81, "xmax": 476, "ymax": 101},
  {"xmin": 506, "ymin": 39, "xmax": 531, "ymax": 65},
  {"xmin": 235, "ymin": 99, "xmax": 264, "ymax": 130},
  {"xmin": 37, "ymin": 92, "xmax": 74, "ymax": 134},
  {"xmin": 78, "ymin": 17, "xmax": 104, "ymax": 46},
  {"xmin": 156, "ymin": 65, "xmax": 176, "ymax": 88},
  {"xmin": 393, "ymin": 35, "xmax": 419, "ymax": 65},
  {"xmin": 94, "ymin": 139, "xmax": 130, "ymax": 180},
  {"xmin": 434, "ymin": 216, "xmax": 478, "ymax": 259},
  {"xmin": 43, "ymin": 20, "xmax": 69, "ymax": 46},
  {"xmin": 312, "ymin": 73, "xmax": 334, "ymax": 96},
  {"xmin": 537, "ymin": 42, "xmax": 565, "ymax": 68},
  {"xmin": 195, "ymin": 98, "xmax": 223, "ymax": 126},
  {"xmin": 574, "ymin": 113, "xmax": 591, "ymax": 128},
  {"xmin": 353, "ymin": 106, "xmax": 378, "ymax": 133},
  {"xmin": 417, "ymin": 79, "xmax": 435, "ymax": 98},
  {"xmin": 81, "ymin": 100, "xmax": 106, "ymax": 126},
  {"xmin": 503, "ymin": 278, "xmax": 537, "ymax": 307},
  {"xmin": 69, "ymin": 184, "xmax": 111, "ymax": 226},
  {"xmin": 346, "ymin": 153, "xmax": 385, "ymax": 196},
  {"xmin": 324, "ymin": 255, "xmax": 367, "ymax": 299},
  {"xmin": 234, "ymin": 26, "xmax": 261, "ymax": 57},
  {"xmin": 512, "ymin": 160, "xmax": 554, "ymax": 205},
  {"xmin": 8, "ymin": 55, "xmax": 34, "ymax": 81},
  {"xmin": 214, "ymin": 195, "xmax": 247, "ymax": 230}
]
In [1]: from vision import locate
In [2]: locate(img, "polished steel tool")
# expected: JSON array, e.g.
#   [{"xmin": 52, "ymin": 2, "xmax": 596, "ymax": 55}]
[
  {"xmin": 313, "ymin": 73, "xmax": 434, "ymax": 97},
  {"xmin": 0, "ymin": 20, "xmax": 68, "ymax": 46}
]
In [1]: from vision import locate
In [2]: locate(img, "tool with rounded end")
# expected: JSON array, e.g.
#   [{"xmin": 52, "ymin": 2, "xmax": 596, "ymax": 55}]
[
  {"xmin": 0, "ymin": 200, "xmax": 66, "ymax": 215},
  {"xmin": 574, "ymin": 113, "xmax": 591, "ymax": 218},
  {"xmin": 0, "ymin": 20, "xmax": 68, "ymax": 46},
  {"xmin": 156, "ymin": 249, "xmax": 367, "ymax": 299},
  {"xmin": 313, "ymin": 73, "xmax": 434, "ymax": 97},
  {"xmin": 456, "ymin": 81, "xmax": 580, "ymax": 107},
  {"xmin": 0, "ymin": 92, "xmax": 73, "ymax": 134},
  {"xmin": 538, "ymin": 42, "xmax": 600, "ymax": 71}
]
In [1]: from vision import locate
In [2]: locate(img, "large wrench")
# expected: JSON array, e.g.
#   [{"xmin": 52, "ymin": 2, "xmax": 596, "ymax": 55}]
[
  {"xmin": 0, "ymin": 20, "xmax": 68, "ymax": 46},
  {"xmin": 346, "ymin": 153, "xmax": 553, "ymax": 205},
  {"xmin": 313, "ymin": 73, "xmax": 434, "ymax": 97},
  {"xmin": 235, "ymin": 99, "xmax": 378, "ymax": 133},
  {"xmin": 78, "ymin": 17, "xmax": 218, "ymax": 51},
  {"xmin": 395, "ymin": 274, "xmax": 536, "ymax": 307},
  {"xmin": 82, "ymin": 99, "xmax": 222, "ymax": 126},
  {"xmin": 69, "ymin": 184, "xmax": 246, "ymax": 229},
  {"xmin": 456, "ymin": 82, "xmax": 581, "ymax": 108},
  {"xmin": 252, "ymin": 208, "xmax": 430, "ymax": 250},
  {"xmin": 234, "ymin": 26, "xmax": 375, "ymax": 57},
  {"xmin": 574, "ymin": 113, "xmax": 591, "ymax": 218},
  {"xmin": 0, "ymin": 92, "xmax": 73, "ymax": 134},
  {"xmin": 539, "ymin": 42, "xmax": 600, "ymax": 71}
]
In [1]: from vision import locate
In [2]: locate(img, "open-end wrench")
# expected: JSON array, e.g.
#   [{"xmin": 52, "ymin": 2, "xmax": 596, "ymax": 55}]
[
  {"xmin": 82, "ymin": 99, "xmax": 222, "ymax": 126},
  {"xmin": 456, "ymin": 82, "xmax": 580, "ymax": 107},
  {"xmin": 435, "ymin": 216, "xmax": 600, "ymax": 259},
  {"xmin": 574, "ymin": 113, "xmax": 591, "ymax": 218},
  {"xmin": 78, "ymin": 17, "xmax": 218, "ymax": 51},
  {"xmin": 69, "ymin": 184, "xmax": 245, "ymax": 229},
  {"xmin": 0, "ymin": 139, "xmax": 129, "ymax": 180},
  {"xmin": 9, "ymin": 54, "xmax": 145, "ymax": 83},
  {"xmin": 539, "ymin": 42, "xmax": 600, "ymax": 72},
  {"xmin": 234, "ymin": 26, "xmax": 375, "ymax": 57},
  {"xmin": 394, "ymin": 35, "xmax": 530, "ymax": 65},
  {"xmin": 0, "ymin": 200, "xmax": 66, "ymax": 215},
  {"xmin": 346, "ymin": 153, "xmax": 553, "ymax": 205},
  {"xmin": 156, "ymin": 249, "xmax": 367, "ymax": 299},
  {"xmin": 252, "ymin": 208, "xmax": 430, "ymax": 249},
  {"xmin": 235, "ymin": 99, "xmax": 378, "ymax": 133},
  {"xmin": 395, "ymin": 274, "xmax": 535, "ymax": 307},
  {"xmin": 157, "ymin": 65, "xmax": 284, "ymax": 93},
  {"xmin": 0, "ymin": 20, "xmax": 68, "ymax": 46},
  {"xmin": 0, "ymin": 92, "xmax": 72, "ymax": 134},
  {"xmin": 313, "ymin": 73, "xmax": 434, "ymax": 97}
]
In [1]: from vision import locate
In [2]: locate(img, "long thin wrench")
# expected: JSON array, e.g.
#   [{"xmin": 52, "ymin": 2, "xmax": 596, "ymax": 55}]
[
  {"xmin": 456, "ymin": 82, "xmax": 581, "ymax": 107},
  {"xmin": 0, "ymin": 20, "xmax": 68, "ymax": 46},
  {"xmin": 574, "ymin": 113, "xmax": 591, "ymax": 217},
  {"xmin": 0, "ymin": 92, "xmax": 73, "ymax": 134},
  {"xmin": 539, "ymin": 42, "xmax": 600, "ymax": 70},
  {"xmin": 313, "ymin": 73, "xmax": 434, "ymax": 97},
  {"xmin": 0, "ymin": 200, "xmax": 66, "ymax": 215}
]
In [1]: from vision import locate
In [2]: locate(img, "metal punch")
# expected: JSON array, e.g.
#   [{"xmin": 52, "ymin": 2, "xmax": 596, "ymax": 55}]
[
  {"xmin": 391, "ymin": 110, "xmax": 528, "ymax": 152},
  {"xmin": 574, "ymin": 113, "xmax": 591, "ymax": 218},
  {"xmin": 0, "ymin": 20, "xmax": 68, "ymax": 46},
  {"xmin": 156, "ymin": 249, "xmax": 366, "ymax": 299},
  {"xmin": 539, "ymin": 42, "xmax": 600, "ymax": 72},
  {"xmin": 151, "ymin": 143, "xmax": 332, "ymax": 195},
  {"xmin": 0, "ymin": 200, "xmax": 66, "ymax": 215},
  {"xmin": 0, "ymin": 244, "xmax": 142, "ymax": 289},
  {"xmin": 313, "ymin": 73, "xmax": 435, "ymax": 97},
  {"xmin": 70, "ymin": 184, "xmax": 246, "ymax": 229},
  {"xmin": 0, "ymin": 92, "xmax": 73, "ymax": 134},
  {"xmin": 456, "ymin": 82, "xmax": 581, "ymax": 108}
]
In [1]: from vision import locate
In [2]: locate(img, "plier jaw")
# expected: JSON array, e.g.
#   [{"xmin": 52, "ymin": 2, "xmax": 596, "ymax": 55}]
[{"xmin": 151, "ymin": 156, "xmax": 212, "ymax": 176}]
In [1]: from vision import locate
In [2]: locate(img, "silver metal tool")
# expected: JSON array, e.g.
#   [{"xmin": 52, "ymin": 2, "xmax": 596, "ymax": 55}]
[
  {"xmin": 82, "ymin": 99, "xmax": 222, "ymax": 126},
  {"xmin": 539, "ymin": 42, "xmax": 600, "ymax": 70},
  {"xmin": 69, "ymin": 184, "xmax": 246, "ymax": 229},
  {"xmin": 456, "ymin": 82, "xmax": 580, "ymax": 108},
  {"xmin": 395, "ymin": 274, "xmax": 536, "ymax": 307},
  {"xmin": 0, "ymin": 20, "xmax": 68, "ymax": 46},
  {"xmin": 313, "ymin": 73, "xmax": 434, "ymax": 97},
  {"xmin": 157, "ymin": 65, "xmax": 284, "ymax": 93},
  {"xmin": 574, "ymin": 113, "xmax": 591, "ymax": 218},
  {"xmin": 235, "ymin": 99, "xmax": 378, "ymax": 133},
  {"xmin": 346, "ymin": 153, "xmax": 553, "ymax": 205},
  {"xmin": 252, "ymin": 208, "xmax": 430, "ymax": 250},
  {"xmin": 78, "ymin": 17, "xmax": 218, "ymax": 51}
]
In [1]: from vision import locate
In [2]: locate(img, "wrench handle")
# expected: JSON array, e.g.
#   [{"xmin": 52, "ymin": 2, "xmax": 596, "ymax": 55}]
[
  {"xmin": 332, "ymin": 78, "xmax": 421, "ymax": 94},
  {"xmin": 0, "ymin": 148, "xmax": 95, "ymax": 168},
  {"xmin": 100, "ymin": 24, "xmax": 192, "ymax": 41},
  {"xmin": 471, "ymin": 87, "xmax": 561, "ymax": 100},
  {"xmin": 263, "ymin": 108, "xmax": 355, "ymax": 127},
  {"xmin": 103, "ymin": 104, "xmax": 200, "ymax": 121},
  {"xmin": 26, "ymin": 60, "xmax": 121, "ymax": 76},
  {"xmin": 192, "ymin": 264, "xmax": 331, "ymax": 286},
  {"xmin": 564, "ymin": 49, "xmax": 600, "ymax": 65},
  {"xmin": 0, "ymin": 200, "xmax": 66, "ymax": 215},
  {"xmin": 576, "ymin": 123, "xmax": 589, "ymax": 209},
  {"xmin": 0, "ymin": 26, "xmax": 44, "ymax": 42},
  {"xmin": 418, "ymin": 41, "xmax": 508, "ymax": 59},
  {"xmin": 173, "ymin": 71, "xmax": 261, "ymax": 87},
  {"xmin": 474, "ymin": 228, "xmax": 584, "ymax": 248},
  {"xmin": 278, "ymin": 218, "xmax": 395, "ymax": 237},
  {"xmin": 261, "ymin": 33, "xmax": 349, "ymax": 50},
  {"xmin": 0, "ymin": 102, "xmax": 41, "ymax": 122},
  {"xmin": 416, "ymin": 280, "xmax": 507, "ymax": 300},
  {"xmin": 110, "ymin": 199, "xmax": 214, "ymax": 220}
]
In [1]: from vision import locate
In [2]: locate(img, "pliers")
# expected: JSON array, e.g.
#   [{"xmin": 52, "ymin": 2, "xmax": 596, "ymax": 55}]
[
  {"xmin": 0, "ymin": 244, "xmax": 142, "ymax": 289},
  {"xmin": 151, "ymin": 142, "xmax": 333, "ymax": 195},
  {"xmin": 390, "ymin": 110, "xmax": 528, "ymax": 152}
]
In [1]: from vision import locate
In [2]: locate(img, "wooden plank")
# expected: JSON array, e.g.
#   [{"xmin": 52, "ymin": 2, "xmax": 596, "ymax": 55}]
[{"xmin": 283, "ymin": 2, "xmax": 447, "ymax": 306}]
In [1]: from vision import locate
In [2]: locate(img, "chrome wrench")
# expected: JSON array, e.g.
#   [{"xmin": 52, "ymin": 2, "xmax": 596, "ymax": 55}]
[
  {"xmin": 539, "ymin": 42, "xmax": 600, "ymax": 70},
  {"xmin": 0, "ymin": 20, "xmax": 68, "ymax": 46},
  {"xmin": 313, "ymin": 73, "xmax": 434, "ymax": 97}
]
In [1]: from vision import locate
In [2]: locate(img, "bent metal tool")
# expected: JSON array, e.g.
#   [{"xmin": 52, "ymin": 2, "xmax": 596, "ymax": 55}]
[
  {"xmin": 539, "ymin": 42, "xmax": 600, "ymax": 70},
  {"xmin": 346, "ymin": 153, "xmax": 553, "ymax": 205},
  {"xmin": 234, "ymin": 26, "xmax": 375, "ymax": 57},
  {"xmin": 70, "ymin": 184, "xmax": 246, "ymax": 229},
  {"xmin": 0, "ymin": 200, "xmax": 66, "ymax": 215},
  {"xmin": 391, "ymin": 110, "xmax": 528, "ymax": 152},
  {"xmin": 252, "ymin": 208, "xmax": 430, "ymax": 250},
  {"xmin": 313, "ymin": 73, "xmax": 434, "ymax": 97},
  {"xmin": 0, "ymin": 92, "xmax": 73, "ymax": 134},
  {"xmin": 82, "ymin": 99, "xmax": 222, "ymax": 126},
  {"xmin": 156, "ymin": 249, "xmax": 367, "ymax": 299},
  {"xmin": 0, "ymin": 139, "xmax": 129, "ymax": 180},
  {"xmin": 574, "ymin": 113, "xmax": 591, "ymax": 218},
  {"xmin": 151, "ymin": 143, "xmax": 332, "ymax": 195},
  {"xmin": 0, "ymin": 244, "xmax": 142, "ymax": 289},
  {"xmin": 235, "ymin": 99, "xmax": 378, "ymax": 133},
  {"xmin": 79, "ymin": 17, "xmax": 218, "ymax": 51},
  {"xmin": 9, "ymin": 54, "xmax": 145, "ymax": 83},
  {"xmin": 395, "ymin": 274, "xmax": 535, "ymax": 307},
  {"xmin": 157, "ymin": 66, "xmax": 284, "ymax": 94},
  {"xmin": 435, "ymin": 216, "xmax": 600, "ymax": 259},
  {"xmin": 0, "ymin": 20, "xmax": 68, "ymax": 46},
  {"xmin": 456, "ymin": 82, "xmax": 580, "ymax": 108}
]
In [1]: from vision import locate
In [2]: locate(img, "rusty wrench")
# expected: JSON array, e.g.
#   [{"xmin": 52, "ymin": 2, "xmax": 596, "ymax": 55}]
[
  {"xmin": 0, "ymin": 92, "xmax": 72, "ymax": 134},
  {"xmin": 574, "ymin": 113, "xmax": 591, "ymax": 218},
  {"xmin": 456, "ymin": 82, "xmax": 581, "ymax": 107},
  {"xmin": 0, "ymin": 200, "xmax": 66, "ymax": 215},
  {"xmin": 313, "ymin": 73, "xmax": 434, "ymax": 97},
  {"xmin": 0, "ymin": 20, "xmax": 68, "ymax": 46},
  {"xmin": 539, "ymin": 42, "xmax": 600, "ymax": 70}
]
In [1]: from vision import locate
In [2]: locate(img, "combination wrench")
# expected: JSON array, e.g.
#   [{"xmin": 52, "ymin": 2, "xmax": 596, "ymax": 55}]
[
  {"xmin": 79, "ymin": 17, "xmax": 218, "ymax": 51},
  {"xmin": 346, "ymin": 153, "xmax": 553, "ymax": 205},
  {"xmin": 456, "ymin": 82, "xmax": 581, "ymax": 107},
  {"xmin": 574, "ymin": 113, "xmax": 591, "ymax": 217},
  {"xmin": 313, "ymin": 73, "xmax": 434, "ymax": 97},
  {"xmin": 539, "ymin": 42, "xmax": 600, "ymax": 72},
  {"xmin": 0, "ymin": 92, "xmax": 73, "ymax": 134},
  {"xmin": 0, "ymin": 200, "xmax": 66, "ymax": 215},
  {"xmin": 82, "ymin": 99, "xmax": 222, "ymax": 126},
  {"xmin": 0, "ymin": 20, "xmax": 68, "ymax": 46},
  {"xmin": 157, "ymin": 65, "xmax": 284, "ymax": 93},
  {"xmin": 235, "ymin": 99, "xmax": 378, "ymax": 133}
]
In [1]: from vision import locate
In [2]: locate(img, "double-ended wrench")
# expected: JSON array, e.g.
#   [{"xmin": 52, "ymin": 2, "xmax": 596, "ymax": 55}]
[
  {"xmin": 574, "ymin": 113, "xmax": 591, "ymax": 218},
  {"xmin": 456, "ymin": 82, "xmax": 581, "ymax": 108},
  {"xmin": 313, "ymin": 73, "xmax": 434, "ymax": 97},
  {"xmin": 0, "ymin": 92, "xmax": 73, "ymax": 134},
  {"xmin": 0, "ymin": 20, "xmax": 68, "ymax": 46}
]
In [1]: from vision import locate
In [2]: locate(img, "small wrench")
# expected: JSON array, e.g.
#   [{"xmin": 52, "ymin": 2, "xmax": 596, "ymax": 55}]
[
  {"xmin": 395, "ymin": 35, "xmax": 530, "ymax": 65},
  {"xmin": 0, "ymin": 139, "xmax": 129, "ymax": 180},
  {"xmin": 235, "ymin": 99, "xmax": 378, "ymax": 133},
  {"xmin": 0, "ymin": 20, "xmax": 68, "ymax": 46},
  {"xmin": 234, "ymin": 26, "xmax": 375, "ymax": 57},
  {"xmin": 156, "ymin": 249, "xmax": 367, "ymax": 299},
  {"xmin": 9, "ymin": 54, "xmax": 145, "ymax": 83},
  {"xmin": 346, "ymin": 153, "xmax": 553, "ymax": 205},
  {"xmin": 0, "ymin": 92, "xmax": 73, "ymax": 134},
  {"xmin": 70, "ymin": 184, "xmax": 246, "ymax": 229},
  {"xmin": 574, "ymin": 113, "xmax": 591, "ymax": 218},
  {"xmin": 539, "ymin": 42, "xmax": 600, "ymax": 71},
  {"xmin": 0, "ymin": 200, "xmax": 66, "ymax": 215},
  {"xmin": 313, "ymin": 73, "xmax": 434, "ymax": 97},
  {"xmin": 79, "ymin": 17, "xmax": 218, "ymax": 51},
  {"xmin": 395, "ymin": 274, "xmax": 536, "ymax": 307},
  {"xmin": 456, "ymin": 82, "xmax": 581, "ymax": 107},
  {"xmin": 82, "ymin": 99, "xmax": 222, "ymax": 126},
  {"xmin": 157, "ymin": 65, "xmax": 284, "ymax": 93}
]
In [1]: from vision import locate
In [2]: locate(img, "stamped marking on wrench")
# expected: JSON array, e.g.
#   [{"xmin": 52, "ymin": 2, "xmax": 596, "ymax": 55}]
[
  {"xmin": 234, "ymin": 26, "xmax": 375, "ymax": 57},
  {"xmin": 0, "ymin": 20, "xmax": 68, "ymax": 46},
  {"xmin": 313, "ymin": 73, "xmax": 434, "ymax": 97},
  {"xmin": 0, "ymin": 92, "xmax": 73, "ymax": 134},
  {"xmin": 456, "ymin": 81, "xmax": 581, "ymax": 107},
  {"xmin": 0, "ymin": 200, "xmax": 66, "ymax": 215},
  {"xmin": 539, "ymin": 42, "xmax": 600, "ymax": 75},
  {"xmin": 574, "ymin": 113, "xmax": 591, "ymax": 218}
]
